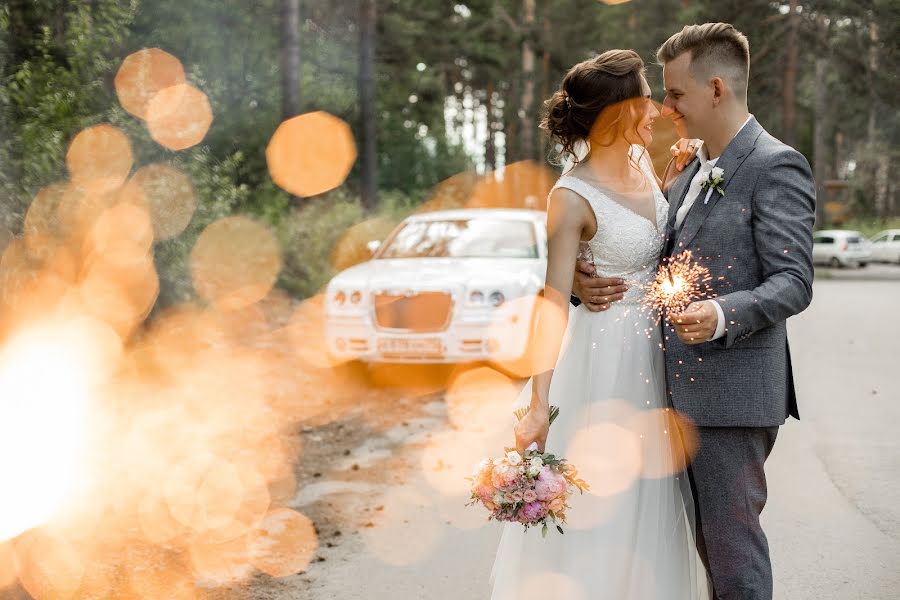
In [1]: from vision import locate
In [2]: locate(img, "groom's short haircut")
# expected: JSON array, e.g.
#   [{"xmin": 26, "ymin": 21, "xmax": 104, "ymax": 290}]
[{"xmin": 657, "ymin": 23, "xmax": 750, "ymax": 98}]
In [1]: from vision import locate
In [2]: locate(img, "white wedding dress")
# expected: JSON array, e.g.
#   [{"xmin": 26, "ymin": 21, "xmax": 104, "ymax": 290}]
[{"xmin": 489, "ymin": 146, "xmax": 709, "ymax": 600}]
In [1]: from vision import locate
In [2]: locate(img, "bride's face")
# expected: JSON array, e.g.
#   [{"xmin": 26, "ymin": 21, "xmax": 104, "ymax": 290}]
[{"xmin": 633, "ymin": 76, "xmax": 660, "ymax": 147}]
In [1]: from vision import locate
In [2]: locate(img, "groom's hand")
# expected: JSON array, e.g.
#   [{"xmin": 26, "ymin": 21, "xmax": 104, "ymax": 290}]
[
  {"xmin": 670, "ymin": 301, "xmax": 719, "ymax": 345},
  {"xmin": 572, "ymin": 260, "xmax": 627, "ymax": 312}
]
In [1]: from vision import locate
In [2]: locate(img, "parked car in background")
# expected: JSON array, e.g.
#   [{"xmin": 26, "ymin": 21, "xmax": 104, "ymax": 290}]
[
  {"xmin": 325, "ymin": 209, "xmax": 547, "ymax": 365},
  {"xmin": 812, "ymin": 230, "xmax": 871, "ymax": 268},
  {"xmin": 868, "ymin": 229, "xmax": 900, "ymax": 264}
]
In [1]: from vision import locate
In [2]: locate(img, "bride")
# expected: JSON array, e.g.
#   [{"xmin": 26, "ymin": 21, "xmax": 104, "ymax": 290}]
[{"xmin": 490, "ymin": 50, "xmax": 709, "ymax": 599}]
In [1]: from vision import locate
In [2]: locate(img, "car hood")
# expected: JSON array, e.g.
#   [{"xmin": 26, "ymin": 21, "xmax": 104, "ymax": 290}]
[{"xmin": 327, "ymin": 257, "xmax": 545, "ymax": 291}]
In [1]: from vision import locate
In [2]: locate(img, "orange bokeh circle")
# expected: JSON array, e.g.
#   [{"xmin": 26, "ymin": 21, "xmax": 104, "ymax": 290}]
[
  {"xmin": 190, "ymin": 216, "xmax": 282, "ymax": 310},
  {"xmin": 115, "ymin": 48, "xmax": 187, "ymax": 120},
  {"xmin": 66, "ymin": 125, "xmax": 133, "ymax": 194},
  {"xmin": 266, "ymin": 111, "xmax": 357, "ymax": 197},
  {"xmin": 121, "ymin": 163, "xmax": 197, "ymax": 240},
  {"xmin": 146, "ymin": 84, "xmax": 213, "ymax": 151}
]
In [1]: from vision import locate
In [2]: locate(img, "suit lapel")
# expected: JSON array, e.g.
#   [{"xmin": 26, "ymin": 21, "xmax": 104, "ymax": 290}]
[
  {"xmin": 664, "ymin": 160, "xmax": 700, "ymax": 255},
  {"xmin": 675, "ymin": 117, "xmax": 764, "ymax": 251},
  {"xmin": 667, "ymin": 160, "xmax": 700, "ymax": 227}
]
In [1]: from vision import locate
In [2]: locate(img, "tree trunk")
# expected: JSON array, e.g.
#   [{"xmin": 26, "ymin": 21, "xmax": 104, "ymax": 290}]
[
  {"xmin": 782, "ymin": 0, "xmax": 799, "ymax": 148},
  {"xmin": 874, "ymin": 155, "xmax": 889, "ymax": 218},
  {"xmin": 518, "ymin": 0, "xmax": 536, "ymax": 163},
  {"xmin": 485, "ymin": 82, "xmax": 496, "ymax": 172},
  {"xmin": 358, "ymin": 0, "xmax": 378, "ymax": 209},
  {"xmin": 833, "ymin": 130, "xmax": 844, "ymax": 180},
  {"xmin": 813, "ymin": 15, "xmax": 830, "ymax": 227},
  {"xmin": 866, "ymin": 20, "xmax": 878, "ymax": 145},
  {"xmin": 538, "ymin": 13, "xmax": 551, "ymax": 164},
  {"xmin": 280, "ymin": 0, "xmax": 301, "ymax": 120}
]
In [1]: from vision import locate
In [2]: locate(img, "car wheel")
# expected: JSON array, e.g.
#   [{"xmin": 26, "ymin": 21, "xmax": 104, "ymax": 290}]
[
  {"xmin": 858, "ymin": 262, "xmax": 868, "ymax": 268},
  {"xmin": 829, "ymin": 257, "xmax": 842, "ymax": 269}
]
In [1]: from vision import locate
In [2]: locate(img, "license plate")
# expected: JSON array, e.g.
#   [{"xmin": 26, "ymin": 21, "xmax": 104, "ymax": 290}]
[{"xmin": 377, "ymin": 337, "xmax": 443, "ymax": 356}]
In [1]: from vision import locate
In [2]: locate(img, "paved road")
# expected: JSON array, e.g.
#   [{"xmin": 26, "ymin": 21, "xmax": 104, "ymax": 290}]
[{"xmin": 297, "ymin": 268, "xmax": 900, "ymax": 599}]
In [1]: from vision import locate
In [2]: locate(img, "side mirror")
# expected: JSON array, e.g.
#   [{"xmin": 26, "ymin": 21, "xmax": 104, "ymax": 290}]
[{"xmin": 366, "ymin": 240, "xmax": 381, "ymax": 255}]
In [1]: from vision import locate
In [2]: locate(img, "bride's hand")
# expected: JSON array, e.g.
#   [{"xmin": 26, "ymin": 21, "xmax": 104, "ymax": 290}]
[
  {"xmin": 670, "ymin": 138, "xmax": 702, "ymax": 172},
  {"xmin": 514, "ymin": 404, "xmax": 550, "ymax": 454}
]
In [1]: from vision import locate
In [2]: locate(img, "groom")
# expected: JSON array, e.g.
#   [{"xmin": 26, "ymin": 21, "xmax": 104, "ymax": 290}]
[{"xmin": 572, "ymin": 23, "xmax": 815, "ymax": 600}]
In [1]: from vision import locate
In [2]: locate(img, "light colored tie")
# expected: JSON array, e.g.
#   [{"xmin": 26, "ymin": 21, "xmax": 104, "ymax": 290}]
[{"xmin": 675, "ymin": 159, "xmax": 716, "ymax": 230}]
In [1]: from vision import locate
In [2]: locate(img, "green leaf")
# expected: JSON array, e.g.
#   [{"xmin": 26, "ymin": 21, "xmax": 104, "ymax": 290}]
[{"xmin": 541, "ymin": 523, "xmax": 548, "ymax": 538}]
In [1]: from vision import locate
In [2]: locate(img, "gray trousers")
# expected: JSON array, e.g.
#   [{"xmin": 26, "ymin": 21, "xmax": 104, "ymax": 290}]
[{"xmin": 687, "ymin": 426, "xmax": 779, "ymax": 600}]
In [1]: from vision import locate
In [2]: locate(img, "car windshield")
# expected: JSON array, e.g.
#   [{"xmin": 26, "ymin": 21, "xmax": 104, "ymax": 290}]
[{"xmin": 378, "ymin": 218, "xmax": 539, "ymax": 259}]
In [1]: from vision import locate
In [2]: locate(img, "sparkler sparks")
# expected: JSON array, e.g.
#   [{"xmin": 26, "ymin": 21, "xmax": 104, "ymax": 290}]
[{"xmin": 642, "ymin": 251, "xmax": 714, "ymax": 317}]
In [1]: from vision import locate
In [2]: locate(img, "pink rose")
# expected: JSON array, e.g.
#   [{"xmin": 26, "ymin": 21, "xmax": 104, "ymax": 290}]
[
  {"xmin": 523, "ymin": 489, "xmax": 537, "ymax": 503},
  {"xmin": 474, "ymin": 484, "xmax": 495, "ymax": 504},
  {"xmin": 534, "ymin": 467, "xmax": 566, "ymax": 501},
  {"xmin": 503, "ymin": 491, "xmax": 516, "ymax": 504},
  {"xmin": 491, "ymin": 463, "xmax": 522, "ymax": 489},
  {"xmin": 510, "ymin": 490, "xmax": 524, "ymax": 503},
  {"xmin": 518, "ymin": 501, "xmax": 547, "ymax": 523}
]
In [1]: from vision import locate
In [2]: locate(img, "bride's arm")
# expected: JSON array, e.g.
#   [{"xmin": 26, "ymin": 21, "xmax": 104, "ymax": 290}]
[{"xmin": 514, "ymin": 188, "xmax": 592, "ymax": 451}]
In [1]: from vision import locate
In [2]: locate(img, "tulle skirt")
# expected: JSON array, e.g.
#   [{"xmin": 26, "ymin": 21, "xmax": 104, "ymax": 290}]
[{"xmin": 489, "ymin": 302, "xmax": 709, "ymax": 600}]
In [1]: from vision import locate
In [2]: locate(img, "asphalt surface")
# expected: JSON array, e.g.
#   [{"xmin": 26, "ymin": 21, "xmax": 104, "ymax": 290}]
[{"xmin": 291, "ymin": 265, "xmax": 900, "ymax": 599}]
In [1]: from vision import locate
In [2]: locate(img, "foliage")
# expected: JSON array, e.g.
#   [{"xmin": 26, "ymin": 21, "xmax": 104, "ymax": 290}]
[{"xmin": 0, "ymin": 0, "xmax": 897, "ymax": 304}]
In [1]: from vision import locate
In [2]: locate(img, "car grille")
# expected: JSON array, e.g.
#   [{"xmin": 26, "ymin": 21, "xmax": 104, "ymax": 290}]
[{"xmin": 373, "ymin": 291, "xmax": 453, "ymax": 332}]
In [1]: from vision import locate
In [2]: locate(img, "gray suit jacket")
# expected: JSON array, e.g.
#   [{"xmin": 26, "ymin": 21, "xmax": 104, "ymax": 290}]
[{"xmin": 662, "ymin": 117, "xmax": 815, "ymax": 427}]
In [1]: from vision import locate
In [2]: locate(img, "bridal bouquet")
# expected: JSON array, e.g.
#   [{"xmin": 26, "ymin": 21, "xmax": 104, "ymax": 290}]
[{"xmin": 467, "ymin": 406, "xmax": 589, "ymax": 537}]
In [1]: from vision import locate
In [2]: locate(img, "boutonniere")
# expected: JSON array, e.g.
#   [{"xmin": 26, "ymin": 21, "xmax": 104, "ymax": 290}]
[{"xmin": 700, "ymin": 166, "xmax": 725, "ymax": 203}]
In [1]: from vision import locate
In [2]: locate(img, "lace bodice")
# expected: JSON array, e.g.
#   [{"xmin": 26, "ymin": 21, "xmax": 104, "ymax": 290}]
[{"xmin": 549, "ymin": 146, "xmax": 668, "ymax": 304}]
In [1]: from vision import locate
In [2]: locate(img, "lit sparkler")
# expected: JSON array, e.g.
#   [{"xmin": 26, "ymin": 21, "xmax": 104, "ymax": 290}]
[{"xmin": 642, "ymin": 251, "xmax": 714, "ymax": 316}]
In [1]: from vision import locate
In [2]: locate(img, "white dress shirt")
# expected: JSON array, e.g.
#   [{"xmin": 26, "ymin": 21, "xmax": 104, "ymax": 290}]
[{"xmin": 675, "ymin": 115, "xmax": 753, "ymax": 341}]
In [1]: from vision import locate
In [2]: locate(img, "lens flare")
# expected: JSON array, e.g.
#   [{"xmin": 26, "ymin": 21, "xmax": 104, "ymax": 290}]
[
  {"xmin": 24, "ymin": 183, "xmax": 68, "ymax": 240},
  {"xmin": 146, "ymin": 83, "xmax": 213, "ymax": 151},
  {"xmin": 266, "ymin": 111, "xmax": 357, "ymax": 197},
  {"xmin": 467, "ymin": 160, "xmax": 555, "ymax": 210},
  {"xmin": 329, "ymin": 216, "xmax": 396, "ymax": 272},
  {"xmin": 249, "ymin": 508, "xmax": 318, "ymax": 577},
  {"xmin": 445, "ymin": 365, "xmax": 519, "ymax": 435},
  {"xmin": 490, "ymin": 295, "xmax": 567, "ymax": 378},
  {"xmin": 566, "ymin": 422, "xmax": 642, "ymax": 498},
  {"xmin": 115, "ymin": 48, "xmax": 187, "ymax": 120},
  {"xmin": 0, "ymin": 318, "xmax": 119, "ymax": 542},
  {"xmin": 65, "ymin": 125, "xmax": 134, "ymax": 194},
  {"xmin": 190, "ymin": 216, "xmax": 282, "ymax": 310},
  {"xmin": 121, "ymin": 163, "xmax": 197, "ymax": 240}
]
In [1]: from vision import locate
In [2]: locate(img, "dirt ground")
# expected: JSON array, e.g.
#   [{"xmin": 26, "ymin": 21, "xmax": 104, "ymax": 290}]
[{"xmin": 226, "ymin": 363, "xmax": 466, "ymax": 600}]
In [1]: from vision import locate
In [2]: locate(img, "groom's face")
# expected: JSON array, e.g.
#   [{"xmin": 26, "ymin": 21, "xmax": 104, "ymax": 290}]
[{"xmin": 661, "ymin": 52, "xmax": 709, "ymax": 140}]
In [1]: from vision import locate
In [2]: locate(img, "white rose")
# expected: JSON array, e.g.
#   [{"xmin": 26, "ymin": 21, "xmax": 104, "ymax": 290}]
[
  {"xmin": 527, "ymin": 465, "xmax": 542, "ymax": 478},
  {"xmin": 473, "ymin": 458, "xmax": 490, "ymax": 476},
  {"xmin": 506, "ymin": 451, "xmax": 522, "ymax": 466},
  {"xmin": 493, "ymin": 492, "xmax": 505, "ymax": 505},
  {"xmin": 711, "ymin": 166, "xmax": 724, "ymax": 179},
  {"xmin": 529, "ymin": 457, "xmax": 543, "ymax": 469}
]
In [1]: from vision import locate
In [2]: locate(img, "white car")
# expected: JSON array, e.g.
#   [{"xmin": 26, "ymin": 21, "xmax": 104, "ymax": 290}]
[
  {"xmin": 325, "ymin": 209, "xmax": 547, "ymax": 364},
  {"xmin": 868, "ymin": 229, "xmax": 900, "ymax": 264},
  {"xmin": 812, "ymin": 230, "xmax": 871, "ymax": 268}
]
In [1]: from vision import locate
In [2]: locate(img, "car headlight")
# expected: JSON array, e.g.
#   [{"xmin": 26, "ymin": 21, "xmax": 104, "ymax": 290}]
[
  {"xmin": 350, "ymin": 290, "xmax": 363, "ymax": 304},
  {"xmin": 333, "ymin": 291, "xmax": 346, "ymax": 306},
  {"xmin": 468, "ymin": 290, "xmax": 485, "ymax": 305},
  {"xmin": 489, "ymin": 291, "xmax": 505, "ymax": 307}
]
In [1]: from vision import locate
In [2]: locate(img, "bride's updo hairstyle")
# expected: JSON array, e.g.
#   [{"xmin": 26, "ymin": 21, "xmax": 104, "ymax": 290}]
[{"xmin": 541, "ymin": 49, "xmax": 647, "ymax": 165}]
